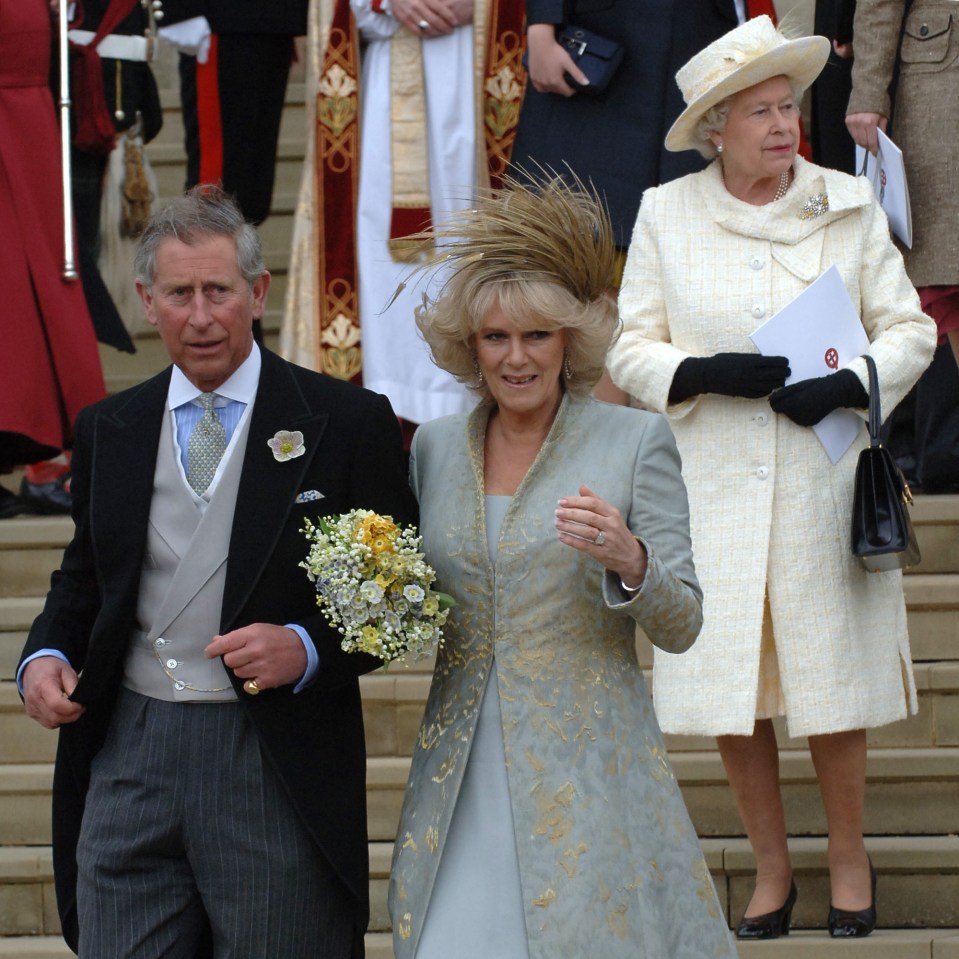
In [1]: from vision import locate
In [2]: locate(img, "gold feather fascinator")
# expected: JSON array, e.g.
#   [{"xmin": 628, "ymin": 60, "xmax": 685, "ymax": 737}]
[
  {"xmin": 403, "ymin": 170, "xmax": 619, "ymax": 396},
  {"xmin": 398, "ymin": 169, "xmax": 617, "ymax": 310}
]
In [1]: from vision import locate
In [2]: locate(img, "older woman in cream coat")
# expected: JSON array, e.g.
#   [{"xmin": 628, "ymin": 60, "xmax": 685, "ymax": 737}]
[
  {"xmin": 607, "ymin": 16, "xmax": 936, "ymax": 942},
  {"xmin": 389, "ymin": 178, "xmax": 735, "ymax": 959}
]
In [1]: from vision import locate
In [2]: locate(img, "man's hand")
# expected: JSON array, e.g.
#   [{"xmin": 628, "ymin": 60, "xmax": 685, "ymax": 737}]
[
  {"xmin": 206, "ymin": 624, "xmax": 308, "ymax": 692},
  {"xmin": 832, "ymin": 38, "xmax": 853, "ymax": 59},
  {"xmin": 392, "ymin": 0, "xmax": 469, "ymax": 37},
  {"xmin": 526, "ymin": 23, "xmax": 589, "ymax": 96},
  {"xmin": 846, "ymin": 112, "xmax": 888, "ymax": 156},
  {"xmin": 22, "ymin": 656, "xmax": 85, "ymax": 729}
]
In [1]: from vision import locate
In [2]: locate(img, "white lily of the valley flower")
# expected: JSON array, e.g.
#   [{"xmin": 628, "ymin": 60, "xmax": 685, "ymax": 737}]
[{"xmin": 268, "ymin": 430, "xmax": 306, "ymax": 462}]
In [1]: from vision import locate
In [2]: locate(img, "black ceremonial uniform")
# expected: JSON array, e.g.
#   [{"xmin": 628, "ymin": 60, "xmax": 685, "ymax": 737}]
[{"xmin": 162, "ymin": 0, "xmax": 309, "ymax": 224}]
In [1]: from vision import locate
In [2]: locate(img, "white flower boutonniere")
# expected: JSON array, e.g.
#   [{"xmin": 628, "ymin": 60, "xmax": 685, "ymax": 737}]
[{"xmin": 268, "ymin": 430, "xmax": 306, "ymax": 462}]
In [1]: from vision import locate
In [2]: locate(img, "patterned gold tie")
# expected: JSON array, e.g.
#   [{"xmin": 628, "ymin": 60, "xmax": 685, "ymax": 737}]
[{"xmin": 186, "ymin": 393, "xmax": 227, "ymax": 495}]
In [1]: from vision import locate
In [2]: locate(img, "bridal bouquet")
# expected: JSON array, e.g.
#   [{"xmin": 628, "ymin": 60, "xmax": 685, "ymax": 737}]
[{"xmin": 300, "ymin": 510, "xmax": 454, "ymax": 664}]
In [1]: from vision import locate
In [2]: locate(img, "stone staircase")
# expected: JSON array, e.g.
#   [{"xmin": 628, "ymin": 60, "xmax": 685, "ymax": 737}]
[
  {"xmin": 2, "ymin": 501, "xmax": 958, "ymax": 957},
  {"xmin": 3, "ymin": 36, "xmax": 959, "ymax": 959}
]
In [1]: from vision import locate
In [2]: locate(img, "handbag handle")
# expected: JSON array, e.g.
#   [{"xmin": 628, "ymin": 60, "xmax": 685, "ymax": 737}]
[
  {"xmin": 863, "ymin": 354, "xmax": 881, "ymax": 448},
  {"xmin": 863, "ymin": 353, "xmax": 914, "ymax": 503}
]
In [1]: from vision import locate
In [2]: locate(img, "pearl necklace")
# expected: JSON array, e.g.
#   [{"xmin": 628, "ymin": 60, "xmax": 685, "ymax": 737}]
[{"xmin": 773, "ymin": 169, "xmax": 791, "ymax": 202}]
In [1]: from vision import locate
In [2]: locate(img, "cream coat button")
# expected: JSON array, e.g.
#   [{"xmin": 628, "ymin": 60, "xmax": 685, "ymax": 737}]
[
  {"xmin": 756, "ymin": 412, "xmax": 769, "ymax": 426},
  {"xmin": 751, "ymin": 304, "xmax": 765, "ymax": 318},
  {"xmin": 750, "ymin": 255, "xmax": 764, "ymax": 270},
  {"xmin": 166, "ymin": 658, "xmax": 178, "ymax": 670},
  {"xmin": 757, "ymin": 466, "xmax": 770, "ymax": 480}
]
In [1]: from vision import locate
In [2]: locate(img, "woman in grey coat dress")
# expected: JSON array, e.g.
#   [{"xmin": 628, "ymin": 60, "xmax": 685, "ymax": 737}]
[{"xmin": 388, "ymin": 177, "xmax": 736, "ymax": 959}]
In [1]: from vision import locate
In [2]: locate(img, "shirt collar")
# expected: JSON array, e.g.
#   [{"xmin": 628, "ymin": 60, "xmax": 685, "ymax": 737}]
[{"xmin": 167, "ymin": 342, "xmax": 262, "ymax": 410}]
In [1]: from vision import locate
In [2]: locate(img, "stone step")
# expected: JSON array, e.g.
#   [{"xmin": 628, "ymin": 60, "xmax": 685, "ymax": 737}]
[
  {"xmin": 3, "ymin": 745, "xmax": 956, "ymax": 847},
  {"xmin": 372, "ymin": 743, "xmax": 959, "ymax": 842},
  {"xmin": 4, "ymin": 634, "xmax": 957, "ymax": 765},
  {"xmin": 6, "ymin": 933, "xmax": 959, "ymax": 959},
  {"xmin": 148, "ymin": 137, "xmax": 307, "ymax": 202},
  {"xmin": 0, "ymin": 601, "xmax": 43, "ymax": 637},
  {"xmin": 373, "ymin": 835, "xmax": 959, "ymax": 933},
  {"xmin": 2, "ymin": 837, "xmax": 958, "ymax": 941},
  {"xmin": 358, "ymin": 659, "xmax": 959, "ymax": 759},
  {"xmin": 3, "ymin": 502, "xmax": 953, "ymax": 593},
  {"xmin": 150, "ymin": 80, "xmax": 307, "ymax": 147},
  {"xmin": 3, "ymin": 569, "xmax": 956, "ymax": 666},
  {"xmin": 368, "ymin": 748, "xmax": 959, "ymax": 844},
  {"xmin": 634, "ymin": 572, "xmax": 959, "ymax": 667},
  {"xmin": 911, "ymin": 494, "xmax": 959, "ymax": 575},
  {"xmin": 2, "ymin": 651, "xmax": 955, "ymax": 763}
]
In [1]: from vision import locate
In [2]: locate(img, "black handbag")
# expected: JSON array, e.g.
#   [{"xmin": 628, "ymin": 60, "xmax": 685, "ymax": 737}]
[
  {"xmin": 851, "ymin": 355, "xmax": 921, "ymax": 572},
  {"xmin": 522, "ymin": 24, "xmax": 625, "ymax": 96}
]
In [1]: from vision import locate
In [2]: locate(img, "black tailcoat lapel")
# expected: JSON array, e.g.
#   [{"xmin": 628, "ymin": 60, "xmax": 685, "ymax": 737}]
[{"xmin": 222, "ymin": 349, "xmax": 329, "ymax": 630}]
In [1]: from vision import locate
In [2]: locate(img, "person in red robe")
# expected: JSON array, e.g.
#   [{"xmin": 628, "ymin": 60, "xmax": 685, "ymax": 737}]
[{"xmin": 0, "ymin": 0, "xmax": 106, "ymax": 516}]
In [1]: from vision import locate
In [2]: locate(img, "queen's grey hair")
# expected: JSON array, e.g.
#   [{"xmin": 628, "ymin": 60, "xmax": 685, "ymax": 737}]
[
  {"xmin": 134, "ymin": 184, "xmax": 264, "ymax": 288},
  {"xmin": 691, "ymin": 78, "xmax": 805, "ymax": 159}
]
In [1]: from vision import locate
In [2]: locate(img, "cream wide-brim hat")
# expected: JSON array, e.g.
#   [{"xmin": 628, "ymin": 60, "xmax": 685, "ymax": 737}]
[{"xmin": 665, "ymin": 15, "xmax": 830, "ymax": 153}]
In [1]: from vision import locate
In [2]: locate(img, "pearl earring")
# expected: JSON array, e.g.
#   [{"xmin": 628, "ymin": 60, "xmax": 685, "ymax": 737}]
[{"xmin": 716, "ymin": 142, "xmax": 724, "ymax": 154}]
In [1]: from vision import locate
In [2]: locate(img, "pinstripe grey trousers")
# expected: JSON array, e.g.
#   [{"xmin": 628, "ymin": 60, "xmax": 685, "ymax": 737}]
[{"xmin": 76, "ymin": 688, "xmax": 356, "ymax": 959}]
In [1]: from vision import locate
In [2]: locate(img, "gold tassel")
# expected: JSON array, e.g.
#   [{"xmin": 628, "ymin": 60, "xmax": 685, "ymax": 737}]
[{"xmin": 120, "ymin": 131, "xmax": 152, "ymax": 238}]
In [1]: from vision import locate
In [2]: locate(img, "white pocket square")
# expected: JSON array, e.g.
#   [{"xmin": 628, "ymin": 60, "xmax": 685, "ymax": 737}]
[{"xmin": 295, "ymin": 490, "xmax": 325, "ymax": 504}]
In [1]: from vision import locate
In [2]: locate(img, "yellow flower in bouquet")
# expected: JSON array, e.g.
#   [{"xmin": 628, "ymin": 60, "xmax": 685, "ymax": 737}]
[
  {"xmin": 300, "ymin": 509, "xmax": 454, "ymax": 665},
  {"xmin": 355, "ymin": 514, "xmax": 399, "ymax": 555}
]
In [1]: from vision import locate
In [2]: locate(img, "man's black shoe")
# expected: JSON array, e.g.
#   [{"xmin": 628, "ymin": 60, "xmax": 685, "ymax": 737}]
[{"xmin": 19, "ymin": 474, "xmax": 71, "ymax": 515}]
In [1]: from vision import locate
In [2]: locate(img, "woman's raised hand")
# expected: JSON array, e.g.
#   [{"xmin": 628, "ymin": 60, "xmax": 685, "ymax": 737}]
[{"xmin": 556, "ymin": 484, "xmax": 647, "ymax": 589}]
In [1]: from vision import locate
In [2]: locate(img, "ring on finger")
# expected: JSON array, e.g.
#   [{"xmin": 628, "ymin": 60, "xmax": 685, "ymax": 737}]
[
  {"xmin": 418, "ymin": 18, "xmax": 429, "ymax": 29},
  {"xmin": 244, "ymin": 678, "xmax": 261, "ymax": 695},
  {"xmin": 595, "ymin": 531, "xmax": 606, "ymax": 546}
]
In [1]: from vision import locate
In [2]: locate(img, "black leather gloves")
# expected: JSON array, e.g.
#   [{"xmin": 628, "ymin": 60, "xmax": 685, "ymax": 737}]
[
  {"xmin": 769, "ymin": 369, "xmax": 869, "ymax": 426},
  {"xmin": 669, "ymin": 353, "xmax": 791, "ymax": 404}
]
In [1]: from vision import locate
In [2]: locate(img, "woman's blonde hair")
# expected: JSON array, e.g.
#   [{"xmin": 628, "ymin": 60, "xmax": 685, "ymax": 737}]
[{"xmin": 411, "ymin": 173, "xmax": 620, "ymax": 399}]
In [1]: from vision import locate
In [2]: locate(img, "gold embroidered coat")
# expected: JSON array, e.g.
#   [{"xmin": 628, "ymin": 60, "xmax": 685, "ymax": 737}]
[
  {"xmin": 608, "ymin": 156, "xmax": 937, "ymax": 737},
  {"xmin": 389, "ymin": 395, "xmax": 735, "ymax": 959}
]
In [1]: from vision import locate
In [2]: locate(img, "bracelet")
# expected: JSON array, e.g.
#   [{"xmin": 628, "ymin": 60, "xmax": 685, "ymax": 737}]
[{"xmin": 620, "ymin": 576, "xmax": 642, "ymax": 596}]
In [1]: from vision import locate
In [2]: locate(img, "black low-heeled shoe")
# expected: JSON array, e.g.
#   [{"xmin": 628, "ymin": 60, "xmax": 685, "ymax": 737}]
[
  {"xmin": 828, "ymin": 861, "xmax": 877, "ymax": 938},
  {"xmin": 736, "ymin": 881, "xmax": 798, "ymax": 940}
]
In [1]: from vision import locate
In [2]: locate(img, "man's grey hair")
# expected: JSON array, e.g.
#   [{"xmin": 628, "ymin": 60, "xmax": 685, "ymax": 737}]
[{"xmin": 134, "ymin": 184, "xmax": 265, "ymax": 288}]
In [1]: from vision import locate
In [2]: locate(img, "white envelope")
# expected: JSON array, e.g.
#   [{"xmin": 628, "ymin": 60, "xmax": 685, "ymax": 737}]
[
  {"xmin": 751, "ymin": 265, "xmax": 870, "ymax": 464},
  {"xmin": 855, "ymin": 129, "xmax": 913, "ymax": 248}
]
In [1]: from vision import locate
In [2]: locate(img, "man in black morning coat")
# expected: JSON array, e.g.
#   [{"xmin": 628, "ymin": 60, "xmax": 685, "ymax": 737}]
[{"xmin": 19, "ymin": 186, "xmax": 415, "ymax": 958}]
